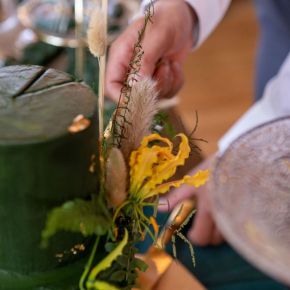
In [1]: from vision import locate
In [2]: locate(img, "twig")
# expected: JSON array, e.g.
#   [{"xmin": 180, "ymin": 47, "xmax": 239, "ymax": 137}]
[{"xmin": 112, "ymin": 1, "xmax": 155, "ymax": 147}]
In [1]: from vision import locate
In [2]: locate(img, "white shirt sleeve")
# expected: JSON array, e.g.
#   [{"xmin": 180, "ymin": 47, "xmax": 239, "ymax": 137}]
[
  {"xmin": 219, "ymin": 51, "xmax": 290, "ymax": 154},
  {"xmin": 184, "ymin": 0, "xmax": 231, "ymax": 46},
  {"xmin": 140, "ymin": 0, "xmax": 231, "ymax": 47}
]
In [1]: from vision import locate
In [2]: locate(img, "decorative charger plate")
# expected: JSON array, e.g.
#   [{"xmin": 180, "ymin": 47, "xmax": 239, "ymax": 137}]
[
  {"xmin": 18, "ymin": 0, "xmax": 139, "ymax": 48},
  {"xmin": 210, "ymin": 117, "xmax": 290, "ymax": 285}
]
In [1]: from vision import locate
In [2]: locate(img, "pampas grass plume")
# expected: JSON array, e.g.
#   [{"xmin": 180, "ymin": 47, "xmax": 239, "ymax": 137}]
[
  {"xmin": 119, "ymin": 78, "xmax": 159, "ymax": 160},
  {"xmin": 87, "ymin": 7, "xmax": 107, "ymax": 58},
  {"xmin": 105, "ymin": 148, "xmax": 128, "ymax": 208}
]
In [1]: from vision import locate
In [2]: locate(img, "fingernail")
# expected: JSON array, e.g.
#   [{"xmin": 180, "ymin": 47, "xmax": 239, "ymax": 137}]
[{"xmin": 158, "ymin": 198, "xmax": 170, "ymax": 211}]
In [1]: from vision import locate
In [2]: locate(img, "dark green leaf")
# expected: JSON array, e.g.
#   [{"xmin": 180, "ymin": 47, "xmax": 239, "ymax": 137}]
[
  {"xmin": 105, "ymin": 242, "xmax": 117, "ymax": 252},
  {"xmin": 110, "ymin": 270, "xmax": 127, "ymax": 282},
  {"xmin": 116, "ymin": 255, "xmax": 129, "ymax": 267},
  {"xmin": 133, "ymin": 258, "xmax": 148, "ymax": 272}
]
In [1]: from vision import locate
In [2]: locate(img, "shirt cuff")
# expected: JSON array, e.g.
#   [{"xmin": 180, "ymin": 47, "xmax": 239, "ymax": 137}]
[{"xmin": 184, "ymin": 0, "xmax": 231, "ymax": 47}]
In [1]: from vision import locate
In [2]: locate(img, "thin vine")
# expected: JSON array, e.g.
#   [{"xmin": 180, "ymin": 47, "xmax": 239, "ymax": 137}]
[{"xmin": 112, "ymin": 1, "xmax": 155, "ymax": 147}]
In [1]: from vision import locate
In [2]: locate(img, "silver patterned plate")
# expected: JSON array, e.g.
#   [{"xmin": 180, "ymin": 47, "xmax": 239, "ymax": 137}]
[
  {"xmin": 18, "ymin": 0, "xmax": 139, "ymax": 48},
  {"xmin": 210, "ymin": 117, "xmax": 290, "ymax": 285}
]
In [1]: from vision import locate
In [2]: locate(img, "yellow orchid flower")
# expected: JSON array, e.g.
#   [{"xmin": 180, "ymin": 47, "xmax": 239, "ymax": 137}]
[
  {"xmin": 113, "ymin": 133, "xmax": 209, "ymax": 241},
  {"xmin": 129, "ymin": 133, "xmax": 209, "ymax": 200}
]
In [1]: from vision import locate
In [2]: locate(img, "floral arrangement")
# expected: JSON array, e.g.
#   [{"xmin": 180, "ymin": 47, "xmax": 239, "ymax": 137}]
[{"xmin": 41, "ymin": 1, "xmax": 209, "ymax": 290}]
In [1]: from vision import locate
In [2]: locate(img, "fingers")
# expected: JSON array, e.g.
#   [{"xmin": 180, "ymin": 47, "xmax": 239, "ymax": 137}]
[
  {"xmin": 187, "ymin": 199, "xmax": 213, "ymax": 246},
  {"xmin": 211, "ymin": 228, "xmax": 224, "ymax": 246},
  {"xmin": 160, "ymin": 185, "xmax": 224, "ymax": 246},
  {"xmin": 158, "ymin": 184, "xmax": 195, "ymax": 212},
  {"xmin": 106, "ymin": 18, "xmax": 171, "ymax": 102},
  {"xmin": 187, "ymin": 197, "xmax": 224, "ymax": 246},
  {"xmin": 138, "ymin": 29, "xmax": 170, "ymax": 79},
  {"xmin": 188, "ymin": 221, "xmax": 224, "ymax": 246},
  {"xmin": 158, "ymin": 157, "xmax": 212, "ymax": 212},
  {"xmin": 106, "ymin": 1, "xmax": 190, "ymax": 103},
  {"xmin": 153, "ymin": 60, "xmax": 184, "ymax": 99},
  {"xmin": 106, "ymin": 19, "xmax": 144, "ymax": 102},
  {"xmin": 158, "ymin": 153, "xmax": 224, "ymax": 246}
]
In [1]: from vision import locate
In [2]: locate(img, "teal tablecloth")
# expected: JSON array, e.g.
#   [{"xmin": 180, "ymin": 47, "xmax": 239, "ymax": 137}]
[
  {"xmin": 176, "ymin": 242, "xmax": 287, "ymax": 290},
  {"xmin": 139, "ymin": 211, "xmax": 287, "ymax": 290}
]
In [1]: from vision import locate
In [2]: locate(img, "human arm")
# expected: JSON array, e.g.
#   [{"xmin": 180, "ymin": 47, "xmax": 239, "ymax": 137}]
[
  {"xmin": 141, "ymin": 0, "xmax": 231, "ymax": 47},
  {"xmin": 106, "ymin": 0, "xmax": 231, "ymax": 102}
]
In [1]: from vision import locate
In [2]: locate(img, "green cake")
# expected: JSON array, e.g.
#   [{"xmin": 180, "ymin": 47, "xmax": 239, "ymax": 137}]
[{"xmin": 0, "ymin": 65, "xmax": 99, "ymax": 289}]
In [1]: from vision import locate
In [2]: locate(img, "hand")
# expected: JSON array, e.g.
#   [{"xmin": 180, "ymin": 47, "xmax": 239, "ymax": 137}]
[
  {"xmin": 106, "ymin": 0, "xmax": 198, "ymax": 102},
  {"xmin": 159, "ymin": 155, "xmax": 224, "ymax": 246}
]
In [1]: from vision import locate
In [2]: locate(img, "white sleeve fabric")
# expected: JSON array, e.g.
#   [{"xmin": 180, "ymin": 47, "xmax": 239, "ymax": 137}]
[
  {"xmin": 184, "ymin": 0, "xmax": 231, "ymax": 46},
  {"xmin": 140, "ymin": 0, "xmax": 231, "ymax": 47},
  {"xmin": 219, "ymin": 51, "xmax": 290, "ymax": 154}
]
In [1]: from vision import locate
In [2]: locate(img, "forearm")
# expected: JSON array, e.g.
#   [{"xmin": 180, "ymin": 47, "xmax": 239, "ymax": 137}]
[{"xmin": 219, "ymin": 51, "xmax": 290, "ymax": 154}]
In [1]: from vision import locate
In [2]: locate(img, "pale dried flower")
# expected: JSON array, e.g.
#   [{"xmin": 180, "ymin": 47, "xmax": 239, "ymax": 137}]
[
  {"xmin": 89, "ymin": 154, "xmax": 96, "ymax": 173},
  {"xmin": 105, "ymin": 148, "xmax": 128, "ymax": 208},
  {"xmin": 68, "ymin": 114, "xmax": 91, "ymax": 133},
  {"xmin": 117, "ymin": 78, "xmax": 159, "ymax": 160},
  {"xmin": 87, "ymin": 7, "xmax": 107, "ymax": 58}
]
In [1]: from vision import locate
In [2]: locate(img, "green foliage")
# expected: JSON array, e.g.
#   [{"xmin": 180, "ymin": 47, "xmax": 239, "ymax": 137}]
[
  {"xmin": 96, "ymin": 241, "xmax": 148, "ymax": 290},
  {"xmin": 86, "ymin": 230, "xmax": 129, "ymax": 290},
  {"xmin": 153, "ymin": 112, "xmax": 176, "ymax": 139},
  {"xmin": 88, "ymin": 281, "xmax": 121, "ymax": 290},
  {"xmin": 132, "ymin": 257, "xmax": 148, "ymax": 273},
  {"xmin": 41, "ymin": 199, "xmax": 111, "ymax": 247},
  {"xmin": 87, "ymin": 230, "xmax": 128, "ymax": 283}
]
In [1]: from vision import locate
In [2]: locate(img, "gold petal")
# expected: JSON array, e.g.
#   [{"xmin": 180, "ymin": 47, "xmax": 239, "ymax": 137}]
[
  {"xmin": 140, "ymin": 133, "xmax": 173, "ymax": 150},
  {"xmin": 150, "ymin": 216, "xmax": 159, "ymax": 235},
  {"xmin": 147, "ymin": 170, "xmax": 209, "ymax": 198},
  {"xmin": 129, "ymin": 147, "xmax": 159, "ymax": 194},
  {"xmin": 142, "ymin": 134, "xmax": 191, "ymax": 194}
]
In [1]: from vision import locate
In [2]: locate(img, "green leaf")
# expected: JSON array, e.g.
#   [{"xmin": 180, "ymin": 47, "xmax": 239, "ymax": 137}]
[
  {"xmin": 133, "ymin": 258, "xmax": 148, "ymax": 272},
  {"xmin": 116, "ymin": 255, "xmax": 128, "ymax": 267},
  {"xmin": 153, "ymin": 112, "xmax": 176, "ymax": 139},
  {"xmin": 89, "ymin": 280, "xmax": 121, "ymax": 290},
  {"xmin": 105, "ymin": 242, "xmax": 117, "ymax": 252},
  {"xmin": 41, "ymin": 199, "xmax": 111, "ymax": 247},
  {"xmin": 126, "ymin": 271, "xmax": 138, "ymax": 284},
  {"xmin": 87, "ymin": 230, "xmax": 128, "ymax": 286},
  {"xmin": 110, "ymin": 270, "xmax": 127, "ymax": 282}
]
